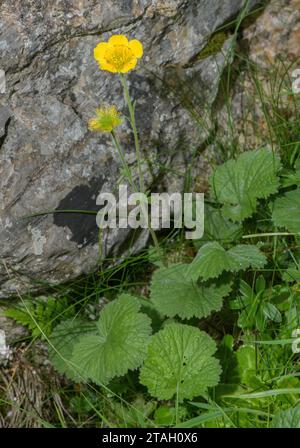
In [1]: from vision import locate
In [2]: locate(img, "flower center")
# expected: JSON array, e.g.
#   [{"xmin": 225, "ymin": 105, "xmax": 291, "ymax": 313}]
[{"xmin": 105, "ymin": 45, "xmax": 134, "ymax": 70}]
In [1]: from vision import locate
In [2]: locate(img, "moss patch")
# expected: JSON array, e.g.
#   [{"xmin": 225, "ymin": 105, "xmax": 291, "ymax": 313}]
[{"xmin": 197, "ymin": 31, "xmax": 230, "ymax": 60}]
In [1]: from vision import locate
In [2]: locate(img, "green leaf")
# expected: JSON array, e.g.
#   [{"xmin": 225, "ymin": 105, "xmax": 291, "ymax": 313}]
[
  {"xmin": 282, "ymin": 267, "xmax": 300, "ymax": 283},
  {"xmin": 5, "ymin": 296, "xmax": 74, "ymax": 339},
  {"xmin": 272, "ymin": 405, "xmax": 300, "ymax": 428},
  {"xmin": 262, "ymin": 303, "xmax": 282, "ymax": 323},
  {"xmin": 139, "ymin": 323, "xmax": 221, "ymax": 401},
  {"xmin": 217, "ymin": 334, "xmax": 238, "ymax": 384},
  {"xmin": 49, "ymin": 318, "xmax": 95, "ymax": 381},
  {"xmin": 186, "ymin": 242, "xmax": 267, "ymax": 281},
  {"xmin": 210, "ymin": 149, "xmax": 281, "ymax": 221},
  {"xmin": 280, "ymin": 160, "xmax": 300, "ymax": 187},
  {"xmin": 197, "ymin": 205, "xmax": 243, "ymax": 245},
  {"xmin": 255, "ymin": 275, "xmax": 266, "ymax": 293},
  {"xmin": 150, "ymin": 263, "xmax": 232, "ymax": 319},
  {"xmin": 235, "ymin": 345, "xmax": 263, "ymax": 389},
  {"xmin": 154, "ymin": 406, "xmax": 179, "ymax": 426},
  {"xmin": 110, "ymin": 396, "xmax": 156, "ymax": 428},
  {"xmin": 71, "ymin": 294, "xmax": 152, "ymax": 385},
  {"xmin": 272, "ymin": 188, "xmax": 300, "ymax": 233}
]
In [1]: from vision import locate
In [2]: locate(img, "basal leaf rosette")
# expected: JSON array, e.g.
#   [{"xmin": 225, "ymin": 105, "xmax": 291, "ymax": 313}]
[
  {"xmin": 71, "ymin": 294, "xmax": 152, "ymax": 385},
  {"xmin": 140, "ymin": 323, "xmax": 221, "ymax": 401}
]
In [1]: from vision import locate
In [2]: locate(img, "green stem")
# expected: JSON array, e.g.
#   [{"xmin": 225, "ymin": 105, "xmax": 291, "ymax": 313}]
[
  {"xmin": 242, "ymin": 232, "xmax": 296, "ymax": 239},
  {"xmin": 98, "ymin": 226, "xmax": 103, "ymax": 268},
  {"xmin": 117, "ymin": 75, "xmax": 163, "ymax": 262},
  {"xmin": 120, "ymin": 74, "xmax": 144, "ymax": 192},
  {"xmin": 111, "ymin": 130, "xmax": 136, "ymax": 192},
  {"xmin": 111, "ymin": 130, "xmax": 161, "ymax": 258},
  {"xmin": 149, "ymin": 227, "xmax": 161, "ymax": 258}
]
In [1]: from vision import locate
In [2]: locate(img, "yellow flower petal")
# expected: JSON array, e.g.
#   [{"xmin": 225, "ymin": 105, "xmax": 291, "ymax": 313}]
[
  {"xmin": 88, "ymin": 105, "xmax": 122, "ymax": 133},
  {"xmin": 94, "ymin": 42, "xmax": 109, "ymax": 62},
  {"xmin": 128, "ymin": 39, "xmax": 143, "ymax": 58},
  {"xmin": 93, "ymin": 35, "xmax": 142, "ymax": 73},
  {"xmin": 99, "ymin": 61, "xmax": 118, "ymax": 73},
  {"xmin": 119, "ymin": 58, "xmax": 137, "ymax": 73},
  {"xmin": 88, "ymin": 118, "xmax": 98, "ymax": 131},
  {"xmin": 108, "ymin": 35, "xmax": 129, "ymax": 46}
]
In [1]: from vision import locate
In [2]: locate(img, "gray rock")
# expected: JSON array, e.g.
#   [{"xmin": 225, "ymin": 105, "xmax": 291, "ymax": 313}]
[
  {"xmin": 0, "ymin": 307, "xmax": 27, "ymax": 346},
  {"xmin": 0, "ymin": 0, "xmax": 260, "ymax": 298},
  {"xmin": 0, "ymin": 70, "xmax": 5, "ymax": 94}
]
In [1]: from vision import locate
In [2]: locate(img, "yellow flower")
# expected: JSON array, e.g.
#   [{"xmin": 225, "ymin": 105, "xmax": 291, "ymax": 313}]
[
  {"xmin": 94, "ymin": 35, "xmax": 143, "ymax": 73},
  {"xmin": 88, "ymin": 106, "xmax": 122, "ymax": 133}
]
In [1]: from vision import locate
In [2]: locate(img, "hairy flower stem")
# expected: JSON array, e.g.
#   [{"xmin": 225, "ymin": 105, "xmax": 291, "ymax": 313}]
[
  {"xmin": 111, "ymin": 130, "xmax": 161, "ymax": 257},
  {"xmin": 120, "ymin": 74, "xmax": 144, "ymax": 193},
  {"xmin": 111, "ymin": 130, "xmax": 136, "ymax": 191},
  {"xmin": 114, "ymin": 79, "xmax": 162, "ymax": 261}
]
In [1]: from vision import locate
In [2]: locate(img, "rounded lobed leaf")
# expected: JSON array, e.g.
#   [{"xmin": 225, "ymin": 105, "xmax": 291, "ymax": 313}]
[
  {"xmin": 210, "ymin": 148, "xmax": 281, "ymax": 221},
  {"xmin": 49, "ymin": 318, "xmax": 96, "ymax": 382},
  {"xmin": 71, "ymin": 294, "xmax": 152, "ymax": 385},
  {"xmin": 186, "ymin": 242, "xmax": 267, "ymax": 282},
  {"xmin": 140, "ymin": 323, "xmax": 221, "ymax": 401},
  {"xmin": 200, "ymin": 205, "xmax": 243, "ymax": 245},
  {"xmin": 272, "ymin": 188, "xmax": 300, "ymax": 233},
  {"xmin": 150, "ymin": 263, "xmax": 231, "ymax": 319}
]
